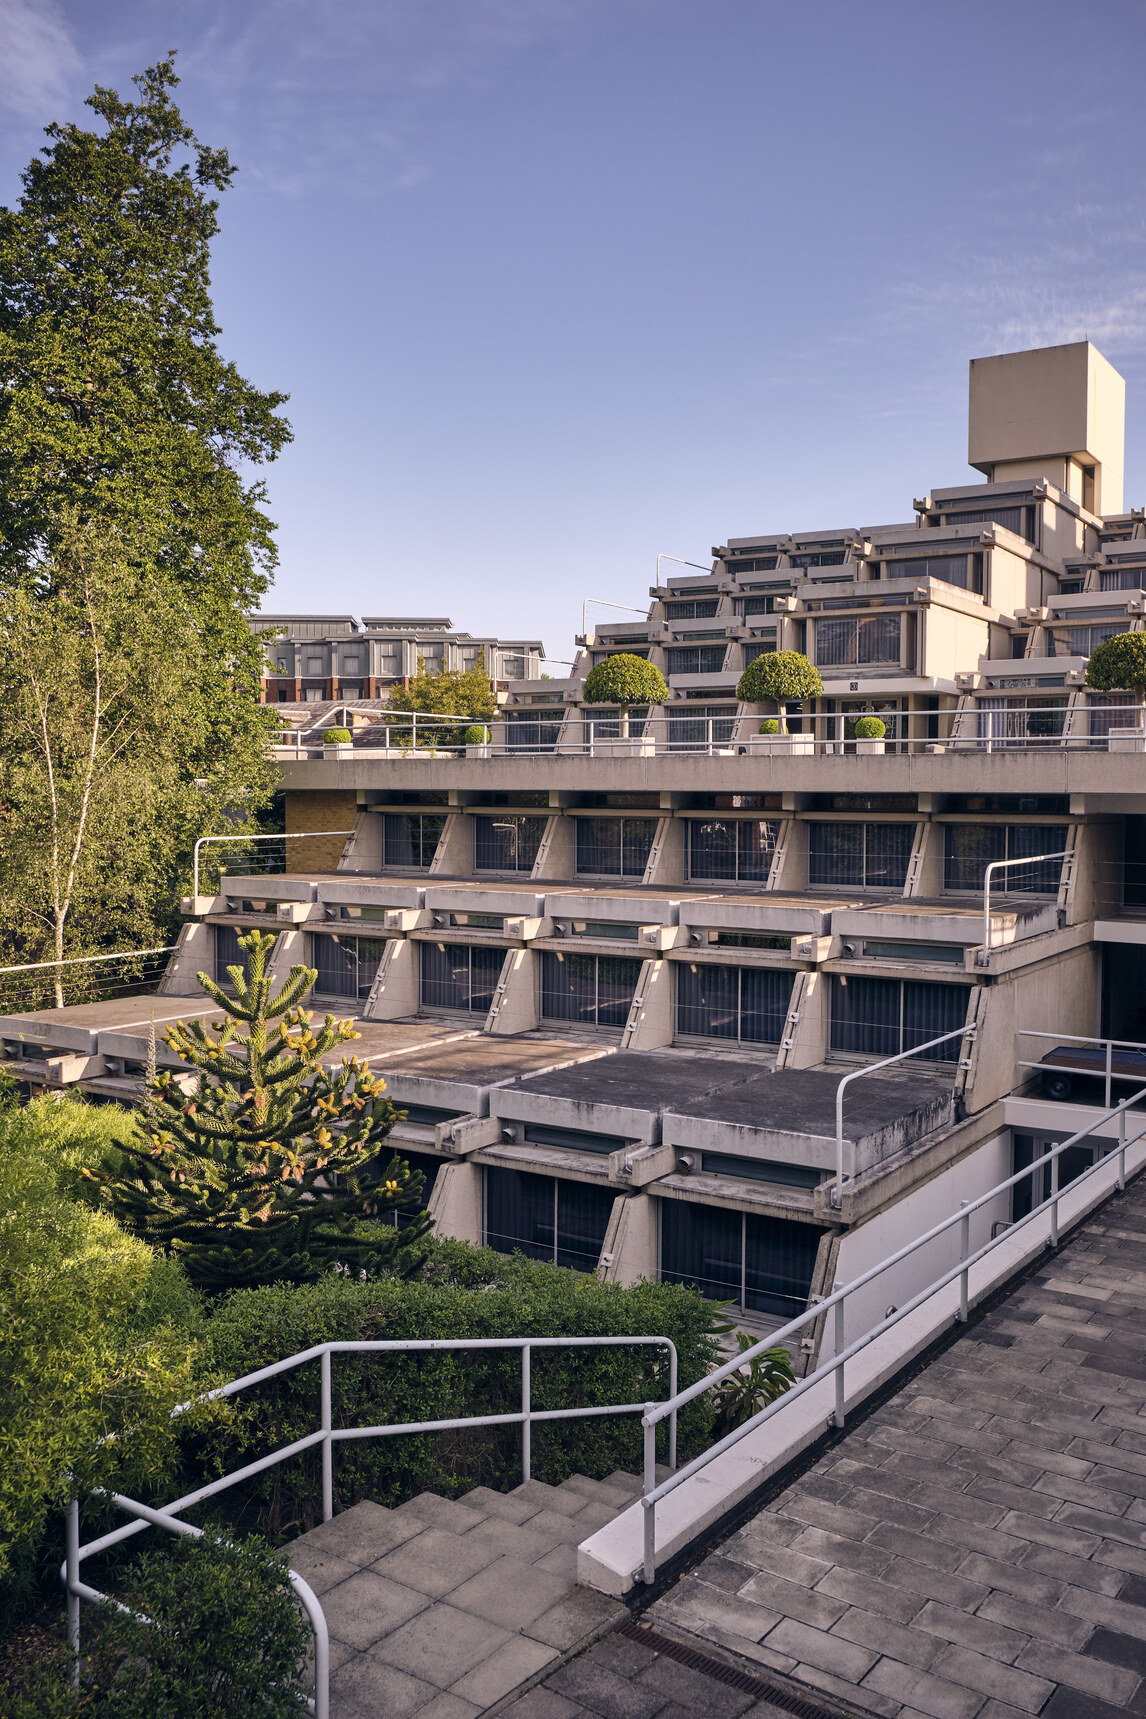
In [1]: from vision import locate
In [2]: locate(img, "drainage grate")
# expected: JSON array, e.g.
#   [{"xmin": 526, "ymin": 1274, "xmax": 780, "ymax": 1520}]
[{"xmin": 616, "ymin": 1618, "xmax": 846, "ymax": 1719}]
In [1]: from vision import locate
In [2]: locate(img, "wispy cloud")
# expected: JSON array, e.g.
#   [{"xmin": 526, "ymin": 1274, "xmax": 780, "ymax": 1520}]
[{"xmin": 0, "ymin": 0, "xmax": 79, "ymax": 121}]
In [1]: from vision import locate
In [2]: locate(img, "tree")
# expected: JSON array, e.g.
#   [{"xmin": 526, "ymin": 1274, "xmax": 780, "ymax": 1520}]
[
  {"xmin": 86, "ymin": 931, "xmax": 431, "ymax": 1290},
  {"xmin": 0, "ymin": 57, "xmax": 288, "ymax": 963},
  {"xmin": 387, "ymin": 660, "xmax": 498, "ymax": 748},
  {"xmin": 1085, "ymin": 631, "xmax": 1146, "ymax": 693},
  {"xmin": 737, "ymin": 650, "xmax": 822, "ymax": 727},
  {"xmin": 582, "ymin": 654, "xmax": 668, "ymax": 705}
]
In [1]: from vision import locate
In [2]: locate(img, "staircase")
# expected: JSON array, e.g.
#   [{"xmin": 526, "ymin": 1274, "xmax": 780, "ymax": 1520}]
[{"xmin": 288, "ymin": 1469, "xmax": 659, "ymax": 1716}]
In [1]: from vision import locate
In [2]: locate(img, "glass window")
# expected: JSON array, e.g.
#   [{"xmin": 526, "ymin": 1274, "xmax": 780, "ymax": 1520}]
[
  {"xmin": 944, "ymin": 507, "xmax": 1033, "ymax": 542},
  {"xmin": 807, "ymin": 822, "xmax": 914, "ymax": 890},
  {"xmin": 473, "ymin": 814, "xmax": 546, "ymax": 873},
  {"xmin": 214, "ymin": 924, "xmax": 248, "ymax": 986},
  {"xmin": 375, "ymin": 1148, "xmax": 443, "ymax": 1229},
  {"xmin": 312, "ymin": 933, "xmax": 386, "ymax": 1001},
  {"xmin": 829, "ymin": 975, "xmax": 971, "ymax": 1060},
  {"xmin": 485, "ymin": 1167, "xmax": 615, "ymax": 1271},
  {"xmin": 736, "ymin": 596, "xmax": 775, "ymax": 616},
  {"xmin": 1100, "ymin": 569, "xmax": 1146, "ymax": 592},
  {"xmin": 742, "ymin": 639, "xmax": 777, "ymax": 665},
  {"xmin": 666, "ymin": 645, "xmax": 728, "ymax": 676},
  {"xmin": 815, "ymin": 615, "xmax": 901, "ymax": 667},
  {"xmin": 686, "ymin": 819, "xmax": 778, "ymax": 883},
  {"xmin": 419, "ymin": 942, "xmax": 504, "ymax": 1013},
  {"xmin": 1067, "ymin": 623, "xmax": 1129, "ymax": 656},
  {"xmin": 574, "ymin": 817, "xmax": 657, "ymax": 877},
  {"xmin": 505, "ymin": 711, "xmax": 562, "ymax": 750},
  {"xmin": 1011, "ymin": 1134, "xmax": 1095, "ymax": 1223},
  {"xmin": 664, "ymin": 599, "xmax": 718, "ymax": 620},
  {"xmin": 659, "ymin": 1200, "xmax": 823, "ymax": 1318},
  {"xmin": 892, "ymin": 556, "xmax": 981, "ymax": 593},
  {"xmin": 381, "ymin": 812, "xmax": 446, "ymax": 869},
  {"xmin": 539, "ymin": 952, "xmax": 642, "ymax": 1029},
  {"xmin": 675, "ymin": 963, "xmax": 792, "ymax": 1045},
  {"xmin": 943, "ymin": 824, "xmax": 1064, "ymax": 893},
  {"xmin": 668, "ymin": 706, "xmax": 737, "ymax": 750},
  {"xmin": 976, "ymin": 699, "xmax": 1067, "ymax": 744}
]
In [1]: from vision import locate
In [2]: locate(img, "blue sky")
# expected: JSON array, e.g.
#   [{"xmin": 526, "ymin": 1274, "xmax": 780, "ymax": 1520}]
[{"xmin": 2, "ymin": 0, "xmax": 1145, "ymax": 664}]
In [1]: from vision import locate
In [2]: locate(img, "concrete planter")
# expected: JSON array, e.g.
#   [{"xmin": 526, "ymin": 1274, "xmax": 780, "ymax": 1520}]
[
  {"xmin": 1108, "ymin": 728, "xmax": 1146, "ymax": 753},
  {"xmin": 856, "ymin": 739, "xmax": 886, "ymax": 755},
  {"xmin": 465, "ymin": 744, "xmax": 491, "ymax": 758},
  {"xmin": 590, "ymin": 737, "xmax": 656, "ymax": 758},
  {"xmin": 747, "ymin": 735, "xmax": 815, "ymax": 755},
  {"xmin": 322, "ymin": 743, "xmax": 353, "ymax": 759}
]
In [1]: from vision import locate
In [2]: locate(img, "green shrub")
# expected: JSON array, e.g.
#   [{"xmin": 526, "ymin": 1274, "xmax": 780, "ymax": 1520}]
[
  {"xmin": 4, "ymin": 1531, "xmax": 310, "ymax": 1718},
  {"xmin": 737, "ymin": 650, "xmax": 822, "ymax": 706},
  {"xmin": 1085, "ymin": 632, "xmax": 1146, "ymax": 692},
  {"xmin": 582, "ymin": 655, "xmax": 668, "ymax": 705},
  {"xmin": 464, "ymin": 724, "xmax": 491, "ymax": 744},
  {"xmin": 0, "ymin": 1099, "xmax": 208, "ymax": 1621},
  {"xmin": 757, "ymin": 719, "xmax": 779, "ymax": 735},
  {"xmin": 321, "ymin": 727, "xmax": 352, "ymax": 744},
  {"xmin": 853, "ymin": 715, "xmax": 886, "ymax": 739},
  {"xmin": 198, "ymin": 1240, "xmax": 722, "ymax": 1534}
]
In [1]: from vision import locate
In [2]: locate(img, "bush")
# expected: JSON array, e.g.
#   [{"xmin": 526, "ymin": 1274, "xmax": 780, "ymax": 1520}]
[
  {"xmin": 321, "ymin": 727, "xmax": 352, "ymax": 743},
  {"xmin": 197, "ymin": 1240, "xmax": 723, "ymax": 1534},
  {"xmin": 757, "ymin": 719, "xmax": 779, "ymax": 735},
  {"xmin": 464, "ymin": 724, "xmax": 490, "ymax": 744},
  {"xmin": 4, "ymin": 1531, "xmax": 310, "ymax": 1718},
  {"xmin": 582, "ymin": 655, "xmax": 668, "ymax": 705},
  {"xmin": 853, "ymin": 716, "xmax": 886, "ymax": 739},
  {"xmin": 737, "ymin": 650, "xmax": 822, "ymax": 706},
  {"xmin": 0, "ymin": 1100, "xmax": 208, "ymax": 1621},
  {"xmin": 1085, "ymin": 632, "xmax": 1146, "ymax": 692}
]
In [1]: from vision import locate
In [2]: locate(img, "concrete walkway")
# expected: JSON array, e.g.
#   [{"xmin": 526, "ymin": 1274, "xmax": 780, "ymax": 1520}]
[{"xmin": 637, "ymin": 1173, "xmax": 1146, "ymax": 1719}]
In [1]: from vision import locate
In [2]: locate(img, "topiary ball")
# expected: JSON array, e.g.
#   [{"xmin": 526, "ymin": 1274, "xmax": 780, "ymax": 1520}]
[
  {"xmin": 322, "ymin": 727, "xmax": 352, "ymax": 743},
  {"xmin": 853, "ymin": 716, "xmax": 886, "ymax": 739},
  {"xmin": 582, "ymin": 654, "xmax": 669, "ymax": 705},
  {"xmin": 737, "ymin": 650, "xmax": 823, "ymax": 706},
  {"xmin": 464, "ymin": 725, "xmax": 491, "ymax": 744},
  {"xmin": 1084, "ymin": 631, "xmax": 1146, "ymax": 692},
  {"xmin": 758, "ymin": 719, "xmax": 780, "ymax": 734}
]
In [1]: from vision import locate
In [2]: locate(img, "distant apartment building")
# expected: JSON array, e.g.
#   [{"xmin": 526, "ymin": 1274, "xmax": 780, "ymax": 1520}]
[{"xmin": 249, "ymin": 614, "xmax": 546, "ymax": 702}]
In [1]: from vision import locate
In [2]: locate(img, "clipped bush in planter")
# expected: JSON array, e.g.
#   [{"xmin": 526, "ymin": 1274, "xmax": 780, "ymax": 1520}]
[
  {"xmin": 582, "ymin": 654, "xmax": 668, "ymax": 705},
  {"xmin": 853, "ymin": 716, "xmax": 886, "ymax": 739},
  {"xmin": 1085, "ymin": 632, "xmax": 1146, "ymax": 692},
  {"xmin": 757, "ymin": 719, "xmax": 780, "ymax": 735},
  {"xmin": 737, "ymin": 650, "xmax": 822, "ymax": 708},
  {"xmin": 464, "ymin": 724, "xmax": 491, "ymax": 744},
  {"xmin": 321, "ymin": 727, "xmax": 352, "ymax": 744}
]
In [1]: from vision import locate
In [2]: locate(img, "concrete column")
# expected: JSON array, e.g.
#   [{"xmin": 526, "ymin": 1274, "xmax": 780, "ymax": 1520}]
[
  {"xmin": 266, "ymin": 929, "xmax": 310, "ymax": 991},
  {"xmin": 427, "ymin": 813, "xmax": 471, "ymax": 876},
  {"xmin": 487, "ymin": 948, "xmax": 539, "ymax": 1035},
  {"xmin": 621, "ymin": 958, "xmax": 673, "ymax": 1050},
  {"xmin": 768, "ymin": 819, "xmax": 806, "ymax": 891},
  {"xmin": 643, "ymin": 818, "xmax": 685, "ymax": 886},
  {"xmin": 775, "ymin": 968, "xmax": 828, "ymax": 1069},
  {"xmin": 339, "ymin": 809, "xmax": 382, "ymax": 873},
  {"xmin": 904, "ymin": 820, "xmax": 942, "ymax": 897},
  {"xmin": 362, "ymin": 938, "xmax": 419, "ymax": 1020},
  {"xmin": 158, "ymin": 922, "xmax": 213, "ymax": 994},
  {"xmin": 531, "ymin": 813, "xmax": 576, "ymax": 880},
  {"xmin": 1061, "ymin": 820, "xmax": 1120, "ymax": 923},
  {"xmin": 598, "ymin": 1191, "xmax": 657, "ymax": 1286},
  {"xmin": 428, "ymin": 1159, "xmax": 483, "ymax": 1245}
]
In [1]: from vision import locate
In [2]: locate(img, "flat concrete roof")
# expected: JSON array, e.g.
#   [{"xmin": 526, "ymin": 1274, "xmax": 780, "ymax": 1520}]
[
  {"xmin": 509, "ymin": 1048, "xmax": 769, "ymax": 1110},
  {"xmin": 668, "ymin": 1065, "xmax": 950, "ymax": 1137}
]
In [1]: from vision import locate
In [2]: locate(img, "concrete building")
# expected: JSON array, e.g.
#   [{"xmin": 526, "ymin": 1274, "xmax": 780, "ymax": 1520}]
[
  {"xmin": 9, "ymin": 340, "xmax": 1146, "ymax": 1365},
  {"xmin": 250, "ymin": 614, "xmax": 546, "ymax": 704}
]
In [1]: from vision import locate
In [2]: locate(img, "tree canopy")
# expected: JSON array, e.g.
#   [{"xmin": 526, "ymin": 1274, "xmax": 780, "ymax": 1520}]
[
  {"xmin": 737, "ymin": 650, "xmax": 823, "ymax": 706},
  {"xmin": 386, "ymin": 660, "xmax": 498, "ymax": 747},
  {"xmin": 1085, "ymin": 631, "xmax": 1146, "ymax": 692},
  {"xmin": 582, "ymin": 654, "xmax": 668, "ymax": 704}
]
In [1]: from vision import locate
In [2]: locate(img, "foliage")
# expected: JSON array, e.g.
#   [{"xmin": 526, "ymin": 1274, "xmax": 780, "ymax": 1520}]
[
  {"xmin": 737, "ymin": 650, "xmax": 823, "ymax": 707},
  {"xmin": 322, "ymin": 727, "xmax": 352, "ymax": 744},
  {"xmin": 387, "ymin": 661, "xmax": 497, "ymax": 748},
  {"xmin": 582, "ymin": 654, "xmax": 668, "ymax": 705},
  {"xmin": 1085, "ymin": 631, "xmax": 1146, "ymax": 692},
  {"xmin": 4, "ymin": 1532, "xmax": 310, "ymax": 1718},
  {"xmin": 464, "ymin": 724, "xmax": 491, "ymax": 744},
  {"xmin": 0, "ymin": 58, "xmax": 286, "ymax": 965},
  {"xmin": 853, "ymin": 715, "xmax": 886, "ymax": 739},
  {"xmin": 708, "ymin": 1334, "xmax": 795, "ymax": 1443},
  {"xmin": 0, "ymin": 1098, "xmax": 208, "ymax": 1620},
  {"xmin": 86, "ymin": 930, "xmax": 430, "ymax": 1290},
  {"xmin": 197, "ymin": 1242, "xmax": 723, "ymax": 1533},
  {"xmin": 758, "ymin": 719, "xmax": 780, "ymax": 735}
]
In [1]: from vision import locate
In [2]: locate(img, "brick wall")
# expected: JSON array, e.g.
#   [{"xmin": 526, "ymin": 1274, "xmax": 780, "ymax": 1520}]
[{"xmin": 284, "ymin": 791, "xmax": 358, "ymax": 872}]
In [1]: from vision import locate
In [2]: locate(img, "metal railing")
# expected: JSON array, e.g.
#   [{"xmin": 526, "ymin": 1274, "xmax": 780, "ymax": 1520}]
[
  {"xmin": 0, "ymin": 945, "xmax": 177, "ymax": 1014},
  {"xmin": 635, "ymin": 1078, "xmax": 1146, "ymax": 1583},
  {"xmin": 64, "ymin": 1333, "xmax": 678, "ymax": 1717},
  {"xmin": 981, "ymin": 850, "xmax": 1072, "ymax": 957},
  {"xmin": 193, "ymin": 831, "xmax": 354, "ymax": 898},
  {"xmin": 265, "ymin": 701, "xmax": 1146, "ymax": 760},
  {"xmin": 1017, "ymin": 1028, "xmax": 1146, "ymax": 1108},
  {"xmin": 833, "ymin": 1023, "xmax": 976, "ymax": 1206}
]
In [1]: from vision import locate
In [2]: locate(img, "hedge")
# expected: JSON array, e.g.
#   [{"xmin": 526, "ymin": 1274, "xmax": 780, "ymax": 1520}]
[
  {"xmin": 853, "ymin": 715, "xmax": 886, "ymax": 739},
  {"xmin": 737, "ymin": 650, "xmax": 822, "ymax": 705},
  {"xmin": 1085, "ymin": 632, "xmax": 1146, "ymax": 692},
  {"xmin": 321, "ymin": 727, "xmax": 352, "ymax": 744},
  {"xmin": 582, "ymin": 655, "xmax": 668, "ymax": 705},
  {"xmin": 196, "ymin": 1240, "xmax": 723, "ymax": 1535}
]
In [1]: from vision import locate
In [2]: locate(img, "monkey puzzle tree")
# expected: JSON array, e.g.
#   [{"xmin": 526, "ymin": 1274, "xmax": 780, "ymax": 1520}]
[{"xmin": 87, "ymin": 931, "xmax": 430, "ymax": 1290}]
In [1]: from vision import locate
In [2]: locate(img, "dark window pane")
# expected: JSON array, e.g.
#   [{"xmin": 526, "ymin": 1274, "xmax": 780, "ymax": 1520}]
[
  {"xmin": 808, "ymin": 823, "xmax": 864, "ymax": 889},
  {"xmin": 420, "ymin": 942, "xmax": 473, "ymax": 1010},
  {"xmin": 660, "ymin": 1199, "xmax": 743, "ymax": 1302},
  {"xmin": 830, "ymin": 974, "xmax": 900, "ymax": 1057},
  {"xmin": 576, "ymin": 819, "xmax": 621, "ymax": 876},
  {"xmin": 596, "ymin": 956, "xmax": 643, "ymax": 1027},
  {"xmin": 744, "ymin": 1213, "xmax": 822, "ymax": 1316},
  {"xmin": 622, "ymin": 820, "xmax": 657, "ymax": 877},
  {"xmin": 485, "ymin": 1167, "xmax": 554, "ymax": 1264},
  {"xmin": 738, "ymin": 820, "xmax": 776, "ymax": 882},
  {"xmin": 1008, "ymin": 825, "xmax": 1065, "ymax": 895},
  {"xmin": 555, "ymin": 1180, "xmax": 615, "ymax": 1271},
  {"xmin": 473, "ymin": 814, "xmax": 547, "ymax": 873},
  {"xmin": 865, "ymin": 823, "xmax": 914, "ymax": 889},
  {"xmin": 687, "ymin": 820, "xmax": 738, "ymax": 880},
  {"xmin": 469, "ymin": 947, "xmax": 505, "ymax": 1013},
  {"xmin": 944, "ymin": 824, "xmax": 1005, "ymax": 891},
  {"xmin": 902, "ymin": 982, "xmax": 970, "ymax": 1059},
  {"xmin": 675, "ymin": 962, "xmax": 739, "ymax": 1039},
  {"xmin": 539, "ymin": 951, "xmax": 598, "ymax": 1024},
  {"xmin": 738, "ymin": 968, "xmax": 792, "ymax": 1044},
  {"xmin": 214, "ymin": 924, "xmax": 247, "ymax": 986},
  {"xmin": 383, "ymin": 812, "xmax": 445, "ymax": 868}
]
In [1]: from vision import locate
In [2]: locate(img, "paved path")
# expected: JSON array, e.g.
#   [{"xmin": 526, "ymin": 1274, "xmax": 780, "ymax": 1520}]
[{"xmin": 630, "ymin": 1173, "xmax": 1146, "ymax": 1719}]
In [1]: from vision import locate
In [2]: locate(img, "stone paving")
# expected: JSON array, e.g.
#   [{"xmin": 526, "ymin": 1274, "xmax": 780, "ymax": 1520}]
[{"xmin": 631, "ymin": 1174, "xmax": 1146, "ymax": 1719}]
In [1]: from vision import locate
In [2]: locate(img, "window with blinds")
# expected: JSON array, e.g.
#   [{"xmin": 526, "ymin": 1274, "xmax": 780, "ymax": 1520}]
[
  {"xmin": 539, "ymin": 952, "xmax": 642, "ymax": 1029},
  {"xmin": 686, "ymin": 819, "xmax": 778, "ymax": 883},
  {"xmin": 484, "ymin": 1168, "xmax": 615, "ymax": 1271},
  {"xmin": 574, "ymin": 817, "xmax": 657, "ymax": 877},
  {"xmin": 943, "ymin": 824, "xmax": 1065, "ymax": 894},
  {"xmin": 311, "ymin": 933, "xmax": 386, "ymax": 1001},
  {"xmin": 807, "ymin": 822, "xmax": 915, "ymax": 890},
  {"xmin": 381, "ymin": 813, "xmax": 447, "ymax": 869},
  {"xmin": 419, "ymin": 943, "xmax": 504, "ymax": 1013},
  {"xmin": 473, "ymin": 814, "xmax": 547, "ymax": 873},
  {"xmin": 666, "ymin": 645, "xmax": 728, "ymax": 676},
  {"xmin": 675, "ymin": 963, "xmax": 792, "ymax": 1045},
  {"xmin": 815, "ymin": 614, "xmax": 902, "ymax": 666},
  {"xmin": 659, "ymin": 1200, "xmax": 823, "ymax": 1317},
  {"xmin": 829, "ymin": 975, "xmax": 971, "ymax": 1060}
]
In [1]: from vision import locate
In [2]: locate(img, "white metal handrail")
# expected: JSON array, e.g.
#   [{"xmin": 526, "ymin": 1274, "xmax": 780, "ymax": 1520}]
[
  {"xmin": 0, "ymin": 945, "xmax": 176, "ymax": 978},
  {"xmin": 192, "ymin": 831, "xmax": 354, "ymax": 898},
  {"xmin": 832, "ymin": 1023, "xmax": 976, "ymax": 1206},
  {"xmin": 981, "ymin": 850, "xmax": 1071, "ymax": 956},
  {"xmin": 64, "ymin": 1333, "xmax": 678, "ymax": 1717},
  {"xmin": 1017, "ymin": 1028, "xmax": 1146, "ymax": 1109},
  {"xmin": 636, "ymin": 1077, "xmax": 1146, "ymax": 1583}
]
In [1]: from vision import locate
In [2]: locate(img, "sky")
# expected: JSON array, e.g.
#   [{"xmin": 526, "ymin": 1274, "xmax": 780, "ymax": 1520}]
[{"xmin": 2, "ymin": 0, "xmax": 1146, "ymax": 665}]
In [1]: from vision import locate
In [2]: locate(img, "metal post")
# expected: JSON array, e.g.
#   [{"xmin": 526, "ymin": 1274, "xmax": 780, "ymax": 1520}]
[
  {"xmin": 1106, "ymin": 1039, "xmax": 1114, "ymax": 1108},
  {"xmin": 1120, "ymin": 1101, "xmax": 1127, "ymax": 1193},
  {"xmin": 321, "ymin": 1349, "xmax": 333, "ymax": 1523},
  {"xmin": 521, "ymin": 1344, "xmax": 531, "ymax": 1483},
  {"xmin": 1050, "ymin": 1148, "xmax": 1060, "ymax": 1249},
  {"xmin": 958, "ymin": 1200, "xmax": 970, "ymax": 1322},
  {"xmin": 642, "ymin": 1407, "xmax": 657, "ymax": 1584},
  {"xmin": 834, "ymin": 1300, "xmax": 846, "ymax": 1427},
  {"xmin": 412, "ymin": 710, "xmax": 417, "ymax": 750},
  {"xmin": 668, "ymin": 1347, "xmax": 678, "ymax": 1472},
  {"xmin": 66, "ymin": 1497, "xmax": 80, "ymax": 1690}
]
